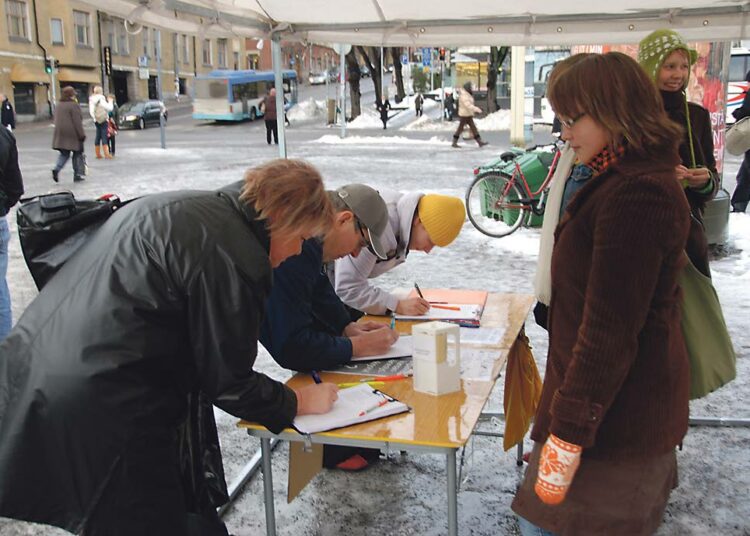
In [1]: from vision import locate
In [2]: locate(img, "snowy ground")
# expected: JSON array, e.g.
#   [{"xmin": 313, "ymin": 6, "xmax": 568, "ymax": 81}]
[{"xmin": 1, "ymin": 104, "xmax": 748, "ymax": 536}]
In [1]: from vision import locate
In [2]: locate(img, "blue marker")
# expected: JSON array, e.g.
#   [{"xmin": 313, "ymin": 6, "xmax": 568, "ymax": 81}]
[{"xmin": 390, "ymin": 313, "xmax": 396, "ymax": 330}]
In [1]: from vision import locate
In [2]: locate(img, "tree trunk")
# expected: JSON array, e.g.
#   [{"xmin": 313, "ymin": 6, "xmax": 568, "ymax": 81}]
[
  {"xmin": 391, "ymin": 47, "xmax": 405, "ymax": 101},
  {"xmin": 345, "ymin": 50, "xmax": 362, "ymax": 119},
  {"xmin": 486, "ymin": 46, "xmax": 509, "ymax": 113},
  {"xmin": 357, "ymin": 46, "xmax": 382, "ymax": 105}
]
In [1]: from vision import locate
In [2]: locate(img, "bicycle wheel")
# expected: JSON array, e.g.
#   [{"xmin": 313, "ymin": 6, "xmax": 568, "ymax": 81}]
[{"xmin": 465, "ymin": 173, "xmax": 531, "ymax": 238}]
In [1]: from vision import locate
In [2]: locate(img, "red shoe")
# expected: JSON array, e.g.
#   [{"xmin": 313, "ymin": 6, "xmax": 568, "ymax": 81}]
[
  {"xmin": 522, "ymin": 452, "xmax": 531, "ymax": 464},
  {"xmin": 335, "ymin": 454, "xmax": 370, "ymax": 471}
]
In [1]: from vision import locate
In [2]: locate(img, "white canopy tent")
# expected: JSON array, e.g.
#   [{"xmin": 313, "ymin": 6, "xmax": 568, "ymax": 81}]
[{"xmin": 89, "ymin": 0, "xmax": 748, "ymax": 45}]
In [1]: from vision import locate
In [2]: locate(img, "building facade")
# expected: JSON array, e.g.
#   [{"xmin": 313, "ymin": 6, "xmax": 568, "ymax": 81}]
[{"xmin": 0, "ymin": 0, "xmax": 247, "ymax": 121}]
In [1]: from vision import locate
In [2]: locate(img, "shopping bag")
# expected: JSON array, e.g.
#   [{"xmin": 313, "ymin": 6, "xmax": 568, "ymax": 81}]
[
  {"xmin": 16, "ymin": 192, "xmax": 129, "ymax": 289},
  {"xmin": 503, "ymin": 329, "xmax": 543, "ymax": 451},
  {"xmin": 679, "ymin": 256, "xmax": 736, "ymax": 399}
]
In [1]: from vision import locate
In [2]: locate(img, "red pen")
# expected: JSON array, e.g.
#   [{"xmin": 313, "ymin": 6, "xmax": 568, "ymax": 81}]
[
  {"xmin": 358, "ymin": 398, "xmax": 389, "ymax": 416},
  {"xmin": 359, "ymin": 373, "xmax": 410, "ymax": 382},
  {"xmin": 431, "ymin": 305, "xmax": 461, "ymax": 311}
]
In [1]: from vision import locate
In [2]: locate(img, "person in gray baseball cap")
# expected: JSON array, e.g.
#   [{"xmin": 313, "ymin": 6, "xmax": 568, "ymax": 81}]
[{"xmin": 260, "ymin": 183, "xmax": 397, "ymax": 470}]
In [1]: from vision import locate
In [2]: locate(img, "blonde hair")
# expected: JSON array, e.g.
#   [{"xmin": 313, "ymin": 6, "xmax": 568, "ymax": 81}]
[
  {"xmin": 240, "ymin": 159, "xmax": 333, "ymax": 238},
  {"xmin": 548, "ymin": 52, "xmax": 682, "ymax": 159},
  {"xmin": 92, "ymin": 86, "xmax": 103, "ymax": 95}
]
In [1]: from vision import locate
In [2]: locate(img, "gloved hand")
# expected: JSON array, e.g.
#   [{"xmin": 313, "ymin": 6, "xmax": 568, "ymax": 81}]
[{"xmin": 534, "ymin": 433, "xmax": 582, "ymax": 505}]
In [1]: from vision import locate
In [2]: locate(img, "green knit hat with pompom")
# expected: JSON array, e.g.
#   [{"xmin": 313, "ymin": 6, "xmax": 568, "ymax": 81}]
[{"xmin": 637, "ymin": 29, "xmax": 698, "ymax": 86}]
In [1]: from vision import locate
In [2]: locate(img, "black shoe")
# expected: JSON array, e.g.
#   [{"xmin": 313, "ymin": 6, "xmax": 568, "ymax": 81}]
[
  {"xmin": 74, "ymin": 176, "xmax": 85, "ymax": 182},
  {"xmin": 52, "ymin": 169, "xmax": 59, "ymax": 183},
  {"xmin": 477, "ymin": 140, "xmax": 488, "ymax": 147}
]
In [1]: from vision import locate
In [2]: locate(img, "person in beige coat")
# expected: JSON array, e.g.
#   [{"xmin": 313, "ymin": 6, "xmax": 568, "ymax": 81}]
[{"xmin": 452, "ymin": 82, "xmax": 488, "ymax": 148}]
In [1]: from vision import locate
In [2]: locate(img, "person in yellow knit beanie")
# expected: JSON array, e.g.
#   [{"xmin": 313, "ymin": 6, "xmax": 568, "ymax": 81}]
[{"xmin": 330, "ymin": 190, "xmax": 465, "ymax": 317}]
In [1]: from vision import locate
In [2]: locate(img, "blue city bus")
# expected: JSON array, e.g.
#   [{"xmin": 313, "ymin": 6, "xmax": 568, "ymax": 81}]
[{"xmin": 192, "ymin": 69, "xmax": 297, "ymax": 121}]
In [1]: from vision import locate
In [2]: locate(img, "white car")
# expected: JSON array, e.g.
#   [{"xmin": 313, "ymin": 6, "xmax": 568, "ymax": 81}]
[{"xmin": 308, "ymin": 72, "xmax": 328, "ymax": 85}]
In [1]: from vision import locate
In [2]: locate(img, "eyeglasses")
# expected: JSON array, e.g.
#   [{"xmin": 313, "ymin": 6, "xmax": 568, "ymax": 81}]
[
  {"xmin": 354, "ymin": 218, "xmax": 372, "ymax": 250},
  {"xmin": 560, "ymin": 113, "xmax": 586, "ymax": 129}
]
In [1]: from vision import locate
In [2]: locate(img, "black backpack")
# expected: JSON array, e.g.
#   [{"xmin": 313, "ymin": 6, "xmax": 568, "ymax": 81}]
[{"xmin": 16, "ymin": 191, "xmax": 131, "ymax": 290}]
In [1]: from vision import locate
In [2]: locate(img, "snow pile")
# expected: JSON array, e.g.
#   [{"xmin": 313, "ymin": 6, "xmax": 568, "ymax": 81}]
[
  {"xmin": 347, "ymin": 106, "xmax": 383, "ymax": 129},
  {"xmin": 287, "ymin": 98, "xmax": 326, "ymax": 121},
  {"xmin": 475, "ymin": 109, "xmax": 512, "ymax": 131}
]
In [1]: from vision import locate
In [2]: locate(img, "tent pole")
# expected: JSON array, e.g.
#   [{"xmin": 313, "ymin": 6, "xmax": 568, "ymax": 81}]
[{"xmin": 271, "ymin": 36, "xmax": 287, "ymax": 158}]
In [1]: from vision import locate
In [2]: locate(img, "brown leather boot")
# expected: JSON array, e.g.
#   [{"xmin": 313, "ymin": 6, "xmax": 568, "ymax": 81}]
[
  {"xmin": 451, "ymin": 138, "xmax": 460, "ymax": 148},
  {"xmin": 103, "ymin": 146, "xmax": 113, "ymax": 159},
  {"xmin": 477, "ymin": 138, "xmax": 488, "ymax": 147},
  {"xmin": 95, "ymin": 145, "xmax": 102, "ymax": 159}
]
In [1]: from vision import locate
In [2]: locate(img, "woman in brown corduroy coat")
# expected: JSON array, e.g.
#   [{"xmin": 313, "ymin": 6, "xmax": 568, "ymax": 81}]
[
  {"xmin": 512, "ymin": 53, "xmax": 691, "ymax": 536},
  {"xmin": 51, "ymin": 86, "xmax": 86, "ymax": 183}
]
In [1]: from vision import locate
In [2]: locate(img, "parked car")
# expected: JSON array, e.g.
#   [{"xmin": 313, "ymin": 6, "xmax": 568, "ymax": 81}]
[
  {"xmin": 118, "ymin": 100, "xmax": 168, "ymax": 129},
  {"xmin": 308, "ymin": 71, "xmax": 328, "ymax": 85}
]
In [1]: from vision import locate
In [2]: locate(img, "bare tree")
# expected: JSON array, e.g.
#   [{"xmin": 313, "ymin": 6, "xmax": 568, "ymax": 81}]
[
  {"xmin": 345, "ymin": 49, "xmax": 362, "ymax": 119},
  {"xmin": 486, "ymin": 46, "xmax": 510, "ymax": 113},
  {"xmin": 357, "ymin": 46, "xmax": 383, "ymax": 105},
  {"xmin": 390, "ymin": 47, "xmax": 406, "ymax": 101}
]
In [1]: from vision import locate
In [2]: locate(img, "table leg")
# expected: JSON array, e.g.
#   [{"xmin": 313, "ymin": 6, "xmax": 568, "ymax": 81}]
[
  {"xmin": 260, "ymin": 437, "xmax": 277, "ymax": 536},
  {"xmin": 447, "ymin": 449, "xmax": 458, "ymax": 536}
]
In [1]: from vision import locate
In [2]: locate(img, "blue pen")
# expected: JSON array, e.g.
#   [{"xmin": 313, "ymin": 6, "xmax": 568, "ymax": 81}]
[
  {"xmin": 390, "ymin": 313, "xmax": 396, "ymax": 330},
  {"xmin": 310, "ymin": 370, "xmax": 322, "ymax": 384}
]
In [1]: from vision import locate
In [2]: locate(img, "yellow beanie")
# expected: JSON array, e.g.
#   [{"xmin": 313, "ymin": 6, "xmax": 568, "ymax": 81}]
[{"xmin": 418, "ymin": 194, "xmax": 465, "ymax": 247}]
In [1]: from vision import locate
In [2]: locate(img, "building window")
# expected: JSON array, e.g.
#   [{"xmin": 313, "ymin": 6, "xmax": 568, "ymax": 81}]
[
  {"xmin": 73, "ymin": 10, "xmax": 91, "ymax": 46},
  {"xmin": 202, "ymin": 39, "xmax": 212, "ymax": 65},
  {"xmin": 217, "ymin": 39, "xmax": 227, "ymax": 68},
  {"xmin": 142, "ymin": 27, "xmax": 150, "ymax": 57},
  {"xmin": 116, "ymin": 18, "xmax": 129, "ymax": 55},
  {"xmin": 6, "ymin": 0, "xmax": 29, "ymax": 40},
  {"xmin": 105, "ymin": 19, "xmax": 115, "ymax": 53},
  {"xmin": 182, "ymin": 35, "xmax": 190, "ymax": 64},
  {"xmin": 50, "ymin": 18, "xmax": 64, "ymax": 45},
  {"xmin": 233, "ymin": 51, "xmax": 239, "ymax": 70},
  {"xmin": 152, "ymin": 29, "xmax": 159, "ymax": 58}
]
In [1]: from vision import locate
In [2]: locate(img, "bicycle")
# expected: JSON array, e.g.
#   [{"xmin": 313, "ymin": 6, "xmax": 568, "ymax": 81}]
[{"xmin": 465, "ymin": 142, "xmax": 562, "ymax": 238}]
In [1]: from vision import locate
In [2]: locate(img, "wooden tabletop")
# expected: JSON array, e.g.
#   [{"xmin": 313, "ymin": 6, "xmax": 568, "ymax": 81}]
[{"xmin": 239, "ymin": 292, "xmax": 535, "ymax": 449}]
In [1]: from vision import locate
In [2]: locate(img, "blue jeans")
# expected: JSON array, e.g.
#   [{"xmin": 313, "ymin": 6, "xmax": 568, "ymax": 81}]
[
  {"xmin": 0, "ymin": 217, "xmax": 11, "ymax": 339},
  {"xmin": 54, "ymin": 149, "xmax": 85, "ymax": 177},
  {"xmin": 95, "ymin": 121, "xmax": 108, "ymax": 146},
  {"xmin": 517, "ymin": 515, "xmax": 557, "ymax": 536}
]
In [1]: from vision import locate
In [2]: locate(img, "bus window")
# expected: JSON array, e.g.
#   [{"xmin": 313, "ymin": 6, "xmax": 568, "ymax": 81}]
[
  {"xmin": 195, "ymin": 79, "xmax": 229, "ymax": 99},
  {"xmin": 730, "ymin": 54, "xmax": 750, "ymax": 83}
]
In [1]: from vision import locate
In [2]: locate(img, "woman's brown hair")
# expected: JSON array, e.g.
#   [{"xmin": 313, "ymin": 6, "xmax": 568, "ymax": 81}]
[
  {"xmin": 547, "ymin": 52, "xmax": 682, "ymax": 159},
  {"xmin": 240, "ymin": 159, "xmax": 333, "ymax": 238}
]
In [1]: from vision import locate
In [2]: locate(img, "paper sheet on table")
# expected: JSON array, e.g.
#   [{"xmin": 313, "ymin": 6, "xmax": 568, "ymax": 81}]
[
  {"xmin": 350, "ymin": 335, "xmax": 412, "ymax": 361},
  {"xmin": 293, "ymin": 384, "xmax": 409, "ymax": 434}
]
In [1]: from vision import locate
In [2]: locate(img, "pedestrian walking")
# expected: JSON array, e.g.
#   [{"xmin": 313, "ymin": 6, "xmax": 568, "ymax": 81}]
[
  {"xmin": 52, "ymin": 86, "xmax": 86, "ymax": 183},
  {"xmin": 730, "ymin": 70, "xmax": 750, "ymax": 212},
  {"xmin": 414, "ymin": 92, "xmax": 424, "ymax": 117},
  {"xmin": 0, "ymin": 126, "xmax": 24, "ymax": 339},
  {"xmin": 0, "ymin": 94, "xmax": 15, "ymax": 131},
  {"xmin": 261, "ymin": 88, "xmax": 278, "ymax": 145},
  {"xmin": 107, "ymin": 94, "xmax": 119, "ymax": 158},
  {"xmin": 451, "ymin": 82, "xmax": 487, "ymax": 148},
  {"xmin": 378, "ymin": 96, "xmax": 391, "ymax": 129},
  {"xmin": 88, "ymin": 85, "xmax": 113, "ymax": 160},
  {"xmin": 444, "ymin": 91, "xmax": 456, "ymax": 121}
]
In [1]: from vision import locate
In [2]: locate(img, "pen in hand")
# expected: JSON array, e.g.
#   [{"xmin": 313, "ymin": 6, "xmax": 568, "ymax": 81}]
[
  {"xmin": 390, "ymin": 313, "xmax": 396, "ymax": 330},
  {"xmin": 310, "ymin": 370, "xmax": 322, "ymax": 384},
  {"xmin": 414, "ymin": 282, "xmax": 425, "ymax": 299}
]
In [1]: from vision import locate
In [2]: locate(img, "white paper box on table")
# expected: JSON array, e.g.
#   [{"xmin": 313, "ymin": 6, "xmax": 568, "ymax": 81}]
[{"xmin": 412, "ymin": 321, "xmax": 461, "ymax": 395}]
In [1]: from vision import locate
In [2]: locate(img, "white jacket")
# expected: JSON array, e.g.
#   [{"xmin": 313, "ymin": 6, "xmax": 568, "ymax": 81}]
[
  {"xmin": 88, "ymin": 94, "xmax": 113, "ymax": 123},
  {"xmin": 330, "ymin": 190, "xmax": 423, "ymax": 314},
  {"xmin": 457, "ymin": 89, "xmax": 482, "ymax": 118}
]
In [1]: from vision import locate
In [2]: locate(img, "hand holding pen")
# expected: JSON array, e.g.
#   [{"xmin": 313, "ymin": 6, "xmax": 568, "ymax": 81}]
[{"xmin": 292, "ymin": 370, "xmax": 339, "ymax": 415}]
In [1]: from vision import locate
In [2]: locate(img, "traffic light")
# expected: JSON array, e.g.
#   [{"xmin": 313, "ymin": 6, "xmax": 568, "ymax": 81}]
[
  {"xmin": 44, "ymin": 59, "xmax": 52, "ymax": 74},
  {"xmin": 439, "ymin": 48, "xmax": 446, "ymax": 61},
  {"xmin": 54, "ymin": 59, "xmax": 60, "ymax": 69}
]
